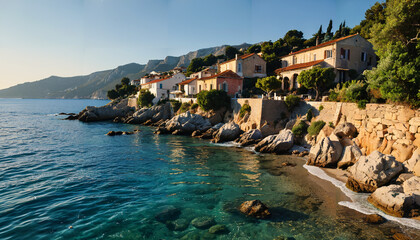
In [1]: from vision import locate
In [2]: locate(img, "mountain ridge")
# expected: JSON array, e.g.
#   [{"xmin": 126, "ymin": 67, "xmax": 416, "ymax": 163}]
[{"xmin": 0, "ymin": 43, "xmax": 251, "ymax": 99}]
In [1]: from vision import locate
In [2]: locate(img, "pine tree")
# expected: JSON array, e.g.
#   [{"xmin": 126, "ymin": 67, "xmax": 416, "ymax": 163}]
[{"xmin": 316, "ymin": 25, "xmax": 323, "ymax": 42}]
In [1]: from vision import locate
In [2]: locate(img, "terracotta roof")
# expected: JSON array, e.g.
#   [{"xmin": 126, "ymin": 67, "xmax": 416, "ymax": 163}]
[
  {"xmin": 179, "ymin": 77, "xmax": 197, "ymax": 85},
  {"xmin": 283, "ymin": 34, "xmax": 358, "ymax": 57},
  {"xmin": 198, "ymin": 70, "xmax": 243, "ymax": 81},
  {"xmin": 219, "ymin": 53, "xmax": 259, "ymax": 65},
  {"xmin": 275, "ymin": 60, "xmax": 324, "ymax": 74},
  {"xmin": 141, "ymin": 76, "xmax": 172, "ymax": 85}
]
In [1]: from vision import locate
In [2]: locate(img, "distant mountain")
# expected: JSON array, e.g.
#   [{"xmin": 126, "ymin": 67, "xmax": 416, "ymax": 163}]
[{"xmin": 0, "ymin": 43, "xmax": 251, "ymax": 99}]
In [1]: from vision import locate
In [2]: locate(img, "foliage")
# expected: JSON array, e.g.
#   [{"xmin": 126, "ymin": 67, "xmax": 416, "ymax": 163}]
[
  {"xmin": 306, "ymin": 108, "xmax": 313, "ymax": 122},
  {"xmin": 318, "ymin": 105, "xmax": 324, "ymax": 111},
  {"xmin": 197, "ymin": 90, "xmax": 230, "ymax": 111},
  {"xmin": 239, "ymin": 103, "xmax": 251, "ymax": 118},
  {"xmin": 191, "ymin": 103, "xmax": 199, "ymax": 110},
  {"xmin": 242, "ymin": 77, "xmax": 264, "ymax": 97},
  {"xmin": 284, "ymin": 95, "xmax": 301, "ymax": 111},
  {"xmin": 292, "ymin": 121, "xmax": 308, "ymax": 136},
  {"xmin": 284, "ymin": 30, "xmax": 305, "ymax": 49},
  {"xmin": 225, "ymin": 46, "xmax": 241, "ymax": 60},
  {"xmin": 170, "ymin": 100, "xmax": 182, "ymax": 112},
  {"xmin": 351, "ymin": 2, "xmax": 386, "ymax": 39},
  {"xmin": 107, "ymin": 77, "xmax": 137, "ymax": 100},
  {"xmin": 345, "ymin": 80, "xmax": 369, "ymax": 102},
  {"xmin": 329, "ymin": 122, "xmax": 334, "ymax": 128},
  {"xmin": 364, "ymin": 0, "xmax": 420, "ymax": 107},
  {"xmin": 186, "ymin": 54, "xmax": 218, "ymax": 76},
  {"xmin": 297, "ymin": 67, "xmax": 336, "ymax": 100},
  {"xmin": 137, "ymin": 89, "xmax": 155, "ymax": 107},
  {"xmin": 358, "ymin": 100, "xmax": 368, "ymax": 109},
  {"xmin": 308, "ymin": 120, "xmax": 326, "ymax": 136},
  {"xmin": 178, "ymin": 102, "xmax": 191, "ymax": 113},
  {"xmin": 247, "ymin": 44, "xmax": 262, "ymax": 54},
  {"xmin": 256, "ymin": 76, "xmax": 282, "ymax": 97}
]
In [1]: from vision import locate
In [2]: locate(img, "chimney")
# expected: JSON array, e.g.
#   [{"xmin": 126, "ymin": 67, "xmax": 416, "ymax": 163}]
[
  {"xmin": 235, "ymin": 54, "xmax": 238, "ymax": 60},
  {"xmin": 316, "ymin": 36, "xmax": 319, "ymax": 46}
]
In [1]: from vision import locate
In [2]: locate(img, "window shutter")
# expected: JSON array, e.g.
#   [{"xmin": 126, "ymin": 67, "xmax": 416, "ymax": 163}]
[
  {"xmin": 347, "ymin": 49, "xmax": 350, "ymax": 60},
  {"xmin": 324, "ymin": 50, "xmax": 326, "ymax": 59}
]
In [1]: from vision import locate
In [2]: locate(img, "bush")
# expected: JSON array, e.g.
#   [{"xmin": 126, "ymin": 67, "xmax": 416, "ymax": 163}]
[
  {"xmin": 179, "ymin": 102, "xmax": 191, "ymax": 113},
  {"xmin": 285, "ymin": 95, "xmax": 301, "ymax": 111},
  {"xmin": 318, "ymin": 105, "xmax": 324, "ymax": 111},
  {"xmin": 108, "ymin": 77, "xmax": 137, "ymax": 100},
  {"xmin": 307, "ymin": 120, "xmax": 326, "ymax": 136},
  {"xmin": 306, "ymin": 109, "xmax": 313, "ymax": 122},
  {"xmin": 137, "ymin": 89, "xmax": 155, "ymax": 107},
  {"xmin": 191, "ymin": 103, "xmax": 199, "ymax": 110},
  {"xmin": 197, "ymin": 90, "xmax": 230, "ymax": 111},
  {"xmin": 239, "ymin": 104, "xmax": 251, "ymax": 118},
  {"xmin": 292, "ymin": 121, "xmax": 308, "ymax": 136},
  {"xmin": 358, "ymin": 100, "xmax": 368, "ymax": 109},
  {"xmin": 170, "ymin": 100, "xmax": 182, "ymax": 112},
  {"xmin": 345, "ymin": 80, "xmax": 369, "ymax": 102},
  {"xmin": 329, "ymin": 122, "xmax": 334, "ymax": 128}
]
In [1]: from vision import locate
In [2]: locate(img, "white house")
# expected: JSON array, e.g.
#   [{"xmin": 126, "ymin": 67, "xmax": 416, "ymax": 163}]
[
  {"xmin": 141, "ymin": 73, "xmax": 186, "ymax": 104},
  {"xmin": 130, "ymin": 79, "xmax": 140, "ymax": 86},
  {"xmin": 177, "ymin": 77, "xmax": 198, "ymax": 97}
]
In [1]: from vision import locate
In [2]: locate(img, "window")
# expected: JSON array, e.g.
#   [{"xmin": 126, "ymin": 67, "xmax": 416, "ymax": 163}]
[
  {"xmin": 340, "ymin": 48, "xmax": 350, "ymax": 60},
  {"xmin": 324, "ymin": 50, "xmax": 332, "ymax": 59},
  {"xmin": 313, "ymin": 54, "xmax": 316, "ymax": 61},
  {"xmin": 218, "ymin": 84, "xmax": 222, "ymax": 90},
  {"xmin": 159, "ymin": 83, "xmax": 163, "ymax": 89},
  {"xmin": 238, "ymin": 63, "xmax": 242, "ymax": 72},
  {"xmin": 293, "ymin": 56, "xmax": 297, "ymax": 64},
  {"xmin": 361, "ymin": 52, "xmax": 367, "ymax": 62},
  {"xmin": 368, "ymin": 56, "xmax": 372, "ymax": 66},
  {"xmin": 199, "ymin": 85, "xmax": 201, "ymax": 92},
  {"xmin": 205, "ymin": 84, "xmax": 207, "ymax": 90},
  {"xmin": 223, "ymin": 82, "xmax": 228, "ymax": 92},
  {"xmin": 210, "ymin": 84, "xmax": 213, "ymax": 90},
  {"xmin": 283, "ymin": 61, "xmax": 288, "ymax": 67},
  {"xmin": 255, "ymin": 65, "xmax": 262, "ymax": 73}
]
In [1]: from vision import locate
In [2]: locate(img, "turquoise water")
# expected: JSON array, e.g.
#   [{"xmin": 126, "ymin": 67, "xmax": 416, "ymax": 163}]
[{"xmin": 0, "ymin": 99, "xmax": 417, "ymax": 240}]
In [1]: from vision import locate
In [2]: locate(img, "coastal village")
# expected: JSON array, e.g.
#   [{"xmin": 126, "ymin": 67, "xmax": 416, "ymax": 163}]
[{"xmin": 65, "ymin": 1, "xmax": 419, "ymax": 239}]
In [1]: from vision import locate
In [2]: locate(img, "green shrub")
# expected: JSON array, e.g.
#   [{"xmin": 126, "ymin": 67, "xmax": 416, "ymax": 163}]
[
  {"xmin": 170, "ymin": 100, "xmax": 182, "ymax": 112},
  {"xmin": 358, "ymin": 100, "xmax": 368, "ymax": 109},
  {"xmin": 285, "ymin": 95, "xmax": 300, "ymax": 111},
  {"xmin": 292, "ymin": 121, "xmax": 308, "ymax": 136},
  {"xmin": 239, "ymin": 104, "xmax": 251, "ymax": 118},
  {"xmin": 318, "ymin": 105, "xmax": 324, "ymax": 111},
  {"xmin": 137, "ymin": 89, "xmax": 155, "ymax": 107},
  {"xmin": 179, "ymin": 102, "xmax": 191, "ymax": 113},
  {"xmin": 345, "ymin": 80, "xmax": 369, "ymax": 102},
  {"xmin": 197, "ymin": 90, "xmax": 230, "ymax": 111},
  {"xmin": 191, "ymin": 103, "xmax": 199, "ymax": 110},
  {"xmin": 307, "ymin": 120, "xmax": 326, "ymax": 136},
  {"xmin": 306, "ymin": 109, "xmax": 313, "ymax": 122},
  {"xmin": 329, "ymin": 122, "xmax": 334, "ymax": 128}
]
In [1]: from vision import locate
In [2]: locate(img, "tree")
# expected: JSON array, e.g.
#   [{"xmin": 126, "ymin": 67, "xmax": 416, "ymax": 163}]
[
  {"xmin": 316, "ymin": 25, "xmax": 324, "ymax": 43},
  {"xmin": 351, "ymin": 2, "xmax": 386, "ymax": 39},
  {"xmin": 297, "ymin": 67, "xmax": 336, "ymax": 100},
  {"xmin": 137, "ymin": 89, "xmax": 155, "ymax": 107},
  {"xmin": 107, "ymin": 89, "xmax": 119, "ymax": 100},
  {"xmin": 197, "ymin": 90, "xmax": 230, "ymax": 111},
  {"xmin": 256, "ymin": 76, "xmax": 282, "ymax": 98},
  {"xmin": 202, "ymin": 54, "xmax": 217, "ymax": 66},
  {"xmin": 283, "ymin": 30, "xmax": 305, "ymax": 49},
  {"xmin": 225, "ymin": 46, "xmax": 240, "ymax": 60},
  {"xmin": 247, "ymin": 44, "xmax": 262, "ymax": 54},
  {"xmin": 324, "ymin": 19, "xmax": 333, "ymax": 42},
  {"xmin": 121, "ymin": 77, "xmax": 130, "ymax": 86}
]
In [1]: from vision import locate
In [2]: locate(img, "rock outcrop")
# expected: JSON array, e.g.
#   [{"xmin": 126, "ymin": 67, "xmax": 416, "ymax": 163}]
[
  {"xmin": 235, "ymin": 129, "xmax": 262, "ymax": 146},
  {"xmin": 77, "ymin": 98, "xmax": 134, "ymax": 122},
  {"xmin": 212, "ymin": 122, "xmax": 242, "ymax": 143},
  {"xmin": 337, "ymin": 144, "xmax": 363, "ymax": 169},
  {"xmin": 333, "ymin": 122, "xmax": 357, "ymax": 138},
  {"xmin": 239, "ymin": 200, "xmax": 271, "ymax": 219},
  {"xmin": 346, "ymin": 151, "xmax": 403, "ymax": 193},
  {"xmin": 125, "ymin": 102, "xmax": 172, "ymax": 124},
  {"xmin": 404, "ymin": 148, "xmax": 420, "ymax": 173},
  {"xmin": 306, "ymin": 134, "xmax": 343, "ymax": 168},
  {"xmin": 254, "ymin": 129, "xmax": 294, "ymax": 154},
  {"xmin": 164, "ymin": 111, "xmax": 212, "ymax": 134}
]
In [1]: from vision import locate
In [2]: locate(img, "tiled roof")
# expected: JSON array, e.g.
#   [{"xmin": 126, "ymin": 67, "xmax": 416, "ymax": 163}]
[
  {"xmin": 283, "ymin": 34, "xmax": 358, "ymax": 57},
  {"xmin": 219, "ymin": 53, "xmax": 258, "ymax": 65},
  {"xmin": 275, "ymin": 60, "xmax": 324, "ymax": 74},
  {"xmin": 198, "ymin": 70, "xmax": 243, "ymax": 81},
  {"xmin": 179, "ymin": 77, "xmax": 197, "ymax": 85},
  {"xmin": 141, "ymin": 76, "xmax": 172, "ymax": 85}
]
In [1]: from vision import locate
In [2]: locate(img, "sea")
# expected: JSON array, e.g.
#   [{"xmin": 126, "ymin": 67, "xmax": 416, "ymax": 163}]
[{"xmin": 0, "ymin": 98, "xmax": 419, "ymax": 240}]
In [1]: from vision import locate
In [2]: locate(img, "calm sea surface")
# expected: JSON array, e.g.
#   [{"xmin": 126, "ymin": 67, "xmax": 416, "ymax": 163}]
[{"xmin": 0, "ymin": 99, "xmax": 417, "ymax": 240}]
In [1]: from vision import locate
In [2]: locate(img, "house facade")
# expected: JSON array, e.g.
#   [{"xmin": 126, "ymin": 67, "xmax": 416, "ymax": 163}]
[
  {"xmin": 275, "ymin": 34, "xmax": 377, "ymax": 90},
  {"xmin": 218, "ymin": 53, "xmax": 267, "ymax": 78},
  {"xmin": 177, "ymin": 77, "xmax": 198, "ymax": 97},
  {"xmin": 190, "ymin": 67, "xmax": 217, "ymax": 79},
  {"xmin": 196, "ymin": 70, "xmax": 243, "ymax": 97},
  {"xmin": 141, "ymin": 73, "xmax": 186, "ymax": 104}
]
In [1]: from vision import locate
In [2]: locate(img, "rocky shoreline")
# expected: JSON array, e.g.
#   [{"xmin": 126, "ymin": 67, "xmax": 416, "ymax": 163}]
[{"xmin": 68, "ymin": 98, "xmax": 420, "ymax": 232}]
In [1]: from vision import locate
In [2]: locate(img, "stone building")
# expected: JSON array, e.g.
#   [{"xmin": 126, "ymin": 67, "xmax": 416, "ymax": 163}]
[{"xmin": 218, "ymin": 53, "xmax": 267, "ymax": 78}]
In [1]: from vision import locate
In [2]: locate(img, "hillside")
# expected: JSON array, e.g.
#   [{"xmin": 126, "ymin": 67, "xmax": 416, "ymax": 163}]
[{"xmin": 0, "ymin": 43, "xmax": 250, "ymax": 99}]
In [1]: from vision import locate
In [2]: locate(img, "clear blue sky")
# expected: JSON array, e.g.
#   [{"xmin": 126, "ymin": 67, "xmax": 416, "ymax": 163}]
[{"xmin": 0, "ymin": 0, "xmax": 380, "ymax": 89}]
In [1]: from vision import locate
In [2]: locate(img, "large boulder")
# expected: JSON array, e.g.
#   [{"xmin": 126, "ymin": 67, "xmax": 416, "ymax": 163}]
[
  {"xmin": 306, "ymin": 134, "xmax": 343, "ymax": 168},
  {"xmin": 337, "ymin": 144, "xmax": 363, "ymax": 169},
  {"xmin": 165, "ymin": 111, "xmax": 212, "ymax": 134},
  {"xmin": 239, "ymin": 200, "xmax": 271, "ymax": 219},
  {"xmin": 235, "ymin": 129, "xmax": 263, "ymax": 146},
  {"xmin": 78, "ymin": 98, "xmax": 134, "ymax": 122},
  {"xmin": 403, "ymin": 176, "xmax": 420, "ymax": 206},
  {"xmin": 403, "ymin": 148, "xmax": 420, "ymax": 173},
  {"xmin": 213, "ymin": 122, "xmax": 242, "ymax": 143},
  {"xmin": 333, "ymin": 122, "xmax": 357, "ymax": 138},
  {"xmin": 346, "ymin": 151, "xmax": 403, "ymax": 193},
  {"xmin": 254, "ymin": 129, "xmax": 294, "ymax": 154},
  {"xmin": 316, "ymin": 125, "xmax": 334, "ymax": 144},
  {"xmin": 414, "ymin": 161, "xmax": 420, "ymax": 177},
  {"xmin": 126, "ymin": 102, "xmax": 172, "ymax": 124},
  {"xmin": 367, "ymin": 183, "xmax": 419, "ymax": 218}
]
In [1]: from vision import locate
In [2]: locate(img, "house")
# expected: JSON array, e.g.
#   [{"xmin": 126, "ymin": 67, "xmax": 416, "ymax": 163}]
[
  {"xmin": 218, "ymin": 53, "xmax": 267, "ymax": 78},
  {"xmin": 190, "ymin": 67, "xmax": 217, "ymax": 79},
  {"xmin": 172, "ymin": 66, "xmax": 187, "ymax": 74},
  {"xmin": 275, "ymin": 34, "xmax": 377, "ymax": 90},
  {"xmin": 141, "ymin": 73, "xmax": 186, "ymax": 104},
  {"xmin": 177, "ymin": 77, "xmax": 198, "ymax": 97},
  {"xmin": 130, "ymin": 79, "xmax": 140, "ymax": 86},
  {"xmin": 196, "ymin": 70, "xmax": 243, "ymax": 97}
]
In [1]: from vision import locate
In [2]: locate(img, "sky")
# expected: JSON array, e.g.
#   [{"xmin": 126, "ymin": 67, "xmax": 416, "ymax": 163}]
[{"xmin": 0, "ymin": 0, "xmax": 380, "ymax": 90}]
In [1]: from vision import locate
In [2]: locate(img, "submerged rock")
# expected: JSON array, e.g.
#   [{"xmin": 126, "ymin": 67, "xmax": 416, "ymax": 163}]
[
  {"xmin": 306, "ymin": 134, "xmax": 342, "ymax": 168},
  {"xmin": 208, "ymin": 224, "xmax": 229, "ymax": 234},
  {"xmin": 166, "ymin": 218, "xmax": 190, "ymax": 231},
  {"xmin": 254, "ymin": 129, "xmax": 294, "ymax": 154},
  {"xmin": 363, "ymin": 214, "xmax": 386, "ymax": 224},
  {"xmin": 191, "ymin": 216, "xmax": 216, "ymax": 229},
  {"xmin": 346, "ymin": 151, "xmax": 403, "ymax": 193},
  {"xmin": 239, "ymin": 200, "xmax": 271, "ymax": 219},
  {"xmin": 154, "ymin": 205, "xmax": 181, "ymax": 223}
]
